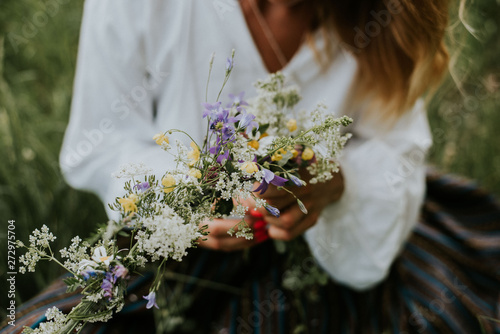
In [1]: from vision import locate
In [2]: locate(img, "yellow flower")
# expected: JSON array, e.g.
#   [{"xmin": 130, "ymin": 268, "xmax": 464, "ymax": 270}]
[
  {"xmin": 187, "ymin": 142, "xmax": 200, "ymax": 166},
  {"xmin": 153, "ymin": 133, "xmax": 169, "ymax": 146},
  {"xmin": 302, "ymin": 147, "xmax": 314, "ymax": 161},
  {"xmin": 162, "ymin": 174, "xmax": 176, "ymax": 193},
  {"xmin": 188, "ymin": 168, "xmax": 202, "ymax": 179},
  {"xmin": 287, "ymin": 119, "xmax": 297, "ymax": 132},
  {"xmin": 291, "ymin": 149, "xmax": 299, "ymax": 158},
  {"xmin": 240, "ymin": 161, "xmax": 259, "ymax": 174},
  {"xmin": 248, "ymin": 140, "xmax": 260, "ymax": 150},
  {"xmin": 118, "ymin": 194, "xmax": 138, "ymax": 214},
  {"xmin": 271, "ymin": 148, "xmax": 287, "ymax": 162},
  {"xmin": 259, "ymin": 132, "xmax": 268, "ymax": 139}
]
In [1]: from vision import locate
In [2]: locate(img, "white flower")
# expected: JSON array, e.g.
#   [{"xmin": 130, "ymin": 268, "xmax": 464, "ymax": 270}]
[
  {"xmin": 112, "ymin": 162, "xmax": 152, "ymax": 179},
  {"xmin": 25, "ymin": 307, "xmax": 68, "ymax": 333},
  {"xmin": 91, "ymin": 246, "xmax": 114, "ymax": 266},
  {"xmin": 135, "ymin": 205, "xmax": 203, "ymax": 262},
  {"xmin": 77, "ymin": 259, "xmax": 98, "ymax": 273},
  {"xmin": 76, "ymin": 246, "xmax": 113, "ymax": 274},
  {"xmin": 256, "ymin": 135, "xmax": 276, "ymax": 156}
]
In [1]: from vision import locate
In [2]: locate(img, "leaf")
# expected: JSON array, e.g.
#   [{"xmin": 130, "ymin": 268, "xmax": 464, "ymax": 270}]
[
  {"xmin": 256, "ymin": 123, "xmax": 270, "ymax": 136},
  {"xmin": 63, "ymin": 277, "xmax": 79, "ymax": 285},
  {"xmin": 118, "ymin": 230, "xmax": 130, "ymax": 237},
  {"xmin": 66, "ymin": 284, "xmax": 80, "ymax": 293},
  {"xmin": 63, "ymin": 277, "xmax": 82, "ymax": 293}
]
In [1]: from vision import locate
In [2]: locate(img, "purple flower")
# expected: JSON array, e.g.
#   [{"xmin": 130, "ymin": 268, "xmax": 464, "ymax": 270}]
[
  {"xmin": 230, "ymin": 110, "xmax": 258, "ymax": 135},
  {"xmin": 134, "ymin": 182, "xmax": 150, "ymax": 192},
  {"xmin": 143, "ymin": 291, "xmax": 159, "ymax": 309},
  {"xmin": 265, "ymin": 204, "xmax": 280, "ymax": 218},
  {"xmin": 218, "ymin": 150, "xmax": 231, "ymax": 164},
  {"xmin": 227, "ymin": 92, "xmax": 249, "ymax": 108},
  {"xmin": 221, "ymin": 123, "xmax": 235, "ymax": 141},
  {"xmin": 113, "ymin": 264, "xmax": 129, "ymax": 279},
  {"xmin": 202, "ymin": 103, "xmax": 237, "ymax": 137},
  {"xmin": 210, "ymin": 144, "xmax": 231, "ymax": 164},
  {"xmin": 202, "ymin": 102, "xmax": 222, "ymax": 118},
  {"xmin": 209, "ymin": 136, "xmax": 234, "ymax": 165},
  {"xmin": 226, "ymin": 57, "xmax": 233, "ymax": 71},
  {"xmin": 101, "ymin": 274, "xmax": 114, "ymax": 300},
  {"xmin": 289, "ymin": 175, "xmax": 304, "ymax": 187},
  {"xmin": 253, "ymin": 168, "xmax": 288, "ymax": 195},
  {"xmin": 106, "ymin": 271, "xmax": 117, "ymax": 284}
]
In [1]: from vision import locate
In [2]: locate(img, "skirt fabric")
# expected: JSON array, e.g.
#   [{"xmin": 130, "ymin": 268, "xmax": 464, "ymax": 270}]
[{"xmin": 2, "ymin": 169, "xmax": 500, "ymax": 334}]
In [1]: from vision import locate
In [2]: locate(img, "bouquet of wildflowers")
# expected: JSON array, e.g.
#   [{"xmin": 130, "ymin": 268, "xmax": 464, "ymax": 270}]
[{"xmin": 16, "ymin": 51, "xmax": 352, "ymax": 333}]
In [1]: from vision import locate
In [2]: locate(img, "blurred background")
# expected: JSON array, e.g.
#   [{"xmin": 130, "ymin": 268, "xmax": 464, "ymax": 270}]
[{"xmin": 0, "ymin": 0, "xmax": 499, "ymax": 319}]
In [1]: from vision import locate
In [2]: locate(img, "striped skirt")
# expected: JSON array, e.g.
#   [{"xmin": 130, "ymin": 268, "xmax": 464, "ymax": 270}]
[{"xmin": 2, "ymin": 170, "xmax": 500, "ymax": 334}]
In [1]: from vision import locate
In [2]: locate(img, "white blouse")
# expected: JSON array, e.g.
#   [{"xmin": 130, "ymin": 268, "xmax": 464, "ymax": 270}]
[{"xmin": 60, "ymin": 0, "xmax": 432, "ymax": 290}]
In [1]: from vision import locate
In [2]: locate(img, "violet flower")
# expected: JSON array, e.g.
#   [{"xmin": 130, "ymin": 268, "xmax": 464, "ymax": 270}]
[
  {"xmin": 202, "ymin": 102, "xmax": 222, "ymax": 118},
  {"xmin": 217, "ymin": 150, "xmax": 230, "ymax": 164},
  {"xmin": 211, "ymin": 108, "xmax": 231, "ymax": 129},
  {"xmin": 143, "ymin": 291, "xmax": 159, "ymax": 309},
  {"xmin": 226, "ymin": 57, "xmax": 233, "ymax": 71},
  {"xmin": 202, "ymin": 103, "xmax": 237, "ymax": 139},
  {"xmin": 230, "ymin": 110, "xmax": 258, "ymax": 135},
  {"xmin": 289, "ymin": 174, "xmax": 304, "ymax": 187},
  {"xmin": 101, "ymin": 273, "xmax": 114, "ymax": 300},
  {"xmin": 134, "ymin": 182, "xmax": 150, "ymax": 192},
  {"xmin": 227, "ymin": 92, "xmax": 249, "ymax": 108},
  {"xmin": 113, "ymin": 264, "xmax": 129, "ymax": 279},
  {"xmin": 265, "ymin": 204, "xmax": 280, "ymax": 218},
  {"xmin": 253, "ymin": 168, "xmax": 288, "ymax": 194},
  {"xmin": 209, "ymin": 137, "xmax": 233, "ymax": 164}
]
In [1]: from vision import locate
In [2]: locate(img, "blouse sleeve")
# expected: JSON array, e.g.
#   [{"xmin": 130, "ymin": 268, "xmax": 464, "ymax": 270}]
[
  {"xmin": 304, "ymin": 99, "xmax": 432, "ymax": 290},
  {"xmin": 59, "ymin": 0, "xmax": 169, "ymax": 219}
]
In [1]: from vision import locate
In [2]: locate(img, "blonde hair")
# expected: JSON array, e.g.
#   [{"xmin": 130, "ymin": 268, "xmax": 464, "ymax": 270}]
[{"xmin": 311, "ymin": 0, "xmax": 450, "ymax": 118}]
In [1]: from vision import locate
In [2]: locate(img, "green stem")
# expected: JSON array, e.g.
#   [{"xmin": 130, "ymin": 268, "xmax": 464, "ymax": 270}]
[
  {"xmin": 168, "ymin": 129, "xmax": 200, "ymax": 147},
  {"xmin": 205, "ymin": 52, "xmax": 215, "ymax": 102},
  {"xmin": 41, "ymin": 251, "xmax": 76, "ymax": 276}
]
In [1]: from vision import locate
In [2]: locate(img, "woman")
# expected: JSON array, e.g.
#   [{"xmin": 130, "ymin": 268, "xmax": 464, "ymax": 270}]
[{"xmin": 3, "ymin": 0, "xmax": 499, "ymax": 333}]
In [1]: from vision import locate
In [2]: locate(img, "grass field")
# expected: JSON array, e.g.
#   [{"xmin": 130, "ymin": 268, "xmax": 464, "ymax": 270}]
[{"xmin": 0, "ymin": 0, "xmax": 499, "ymax": 318}]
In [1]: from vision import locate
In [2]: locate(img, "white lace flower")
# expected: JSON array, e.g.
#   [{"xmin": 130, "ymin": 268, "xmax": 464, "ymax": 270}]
[{"xmin": 111, "ymin": 162, "xmax": 152, "ymax": 179}]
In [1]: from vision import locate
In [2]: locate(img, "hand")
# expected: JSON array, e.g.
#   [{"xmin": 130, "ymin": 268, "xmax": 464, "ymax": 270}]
[
  {"xmin": 198, "ymin": 217, "xmax": 258, "ymax": 252},
  {"xmin": 255, "ymin": 169, "xmax": 344, "ymax": 241}
]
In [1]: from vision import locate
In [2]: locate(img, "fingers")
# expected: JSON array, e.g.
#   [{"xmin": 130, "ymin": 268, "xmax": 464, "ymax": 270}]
[
  {"xmin": 200, "ymin": 233, "xmax": 255, "ymax": 252},
  {"xmin": 198, "ymin": 218, "xmax": 255, "ymax": 252},
  {"xmin": 261, "ymin": 196, "xmax": 322, "ymax": 241},
  {"xmin": 256, "ymin": 185, "xmax": 297, "ymax": 210},
  {"xmin": 267, "ymin": 209, "xmax": 319, "ymax": 241},
  {"xmin": 204, "ymin": 219, "xmax": 241, "ymax": 237}
]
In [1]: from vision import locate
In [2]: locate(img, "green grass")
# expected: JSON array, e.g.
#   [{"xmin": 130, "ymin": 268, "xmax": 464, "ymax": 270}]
[
  {"xmin": 0, "ymin": 0, "xmax": 499, "ymax": 320},
  {"xmin": 0, "ymin": 0, "xmax": 106, "ymax": 313}
]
